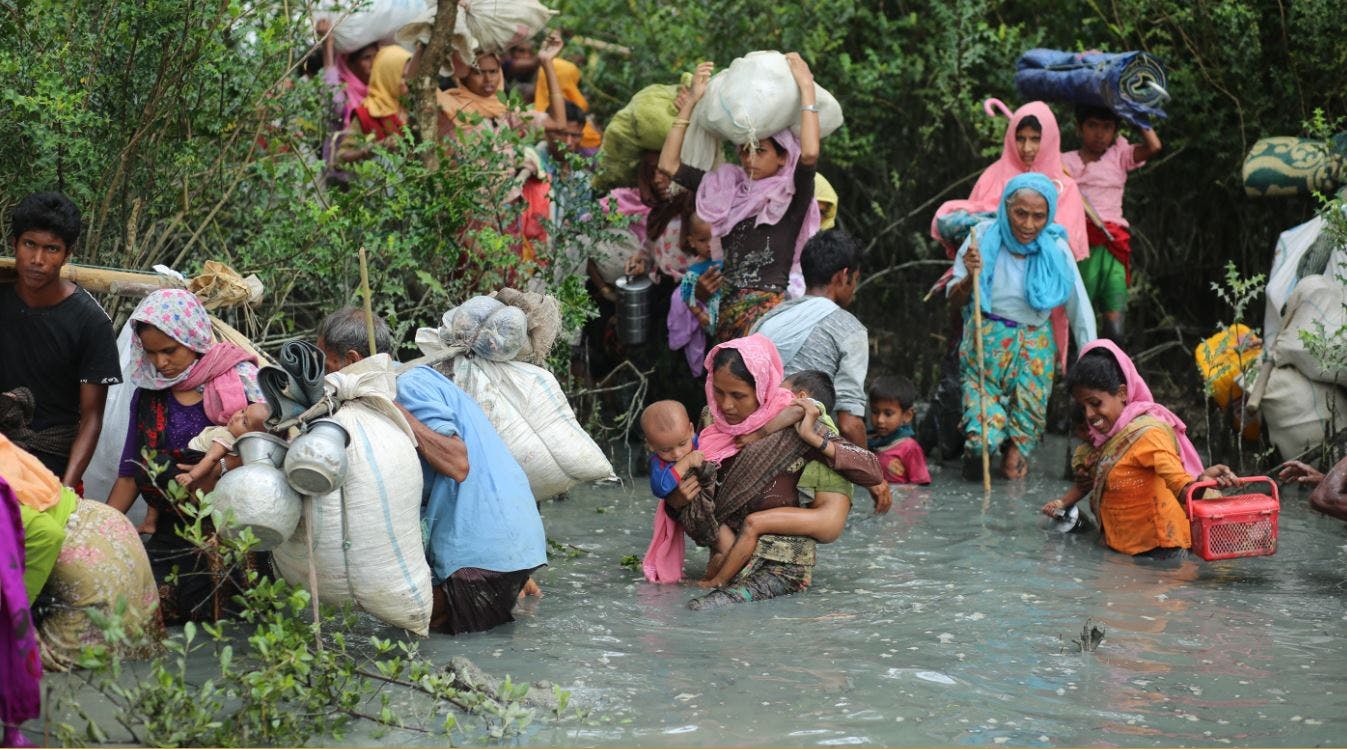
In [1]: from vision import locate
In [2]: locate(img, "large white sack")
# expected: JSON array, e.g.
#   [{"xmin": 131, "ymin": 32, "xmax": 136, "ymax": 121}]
[
  {"xmin": 273, "ymin": 355, "xmax": 432, "ymax": 636},
  {"xmin": 682, "ymin": 51, "xmax": 843, "ymax": 171},
  {"xmin": 315, "ymin": 0, "xmax": 432, "ymax": 54},
  {"xmin": 450, "ymin": 357, "xmax": 612, "ymax": 499},
  {"xmin": 83, "ymin": 324, "xmax": 135, "ymax": 504},
  {"xmin": 462, "ymin": 0, "xmax": 556, "ymax": 55},
  {"xmin": 1256, "ymin": 364, "xmax": 1346, "ymax": 460},
  {"xmin": 1268, "ymin": 274, "xmax": 1347, "ymax": 386}
]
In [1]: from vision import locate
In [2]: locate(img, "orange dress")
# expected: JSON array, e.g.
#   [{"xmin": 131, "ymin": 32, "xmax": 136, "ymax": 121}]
[{"xmin": 1090, "ymin": 419, "xmax": 1194, "ymax": 555}]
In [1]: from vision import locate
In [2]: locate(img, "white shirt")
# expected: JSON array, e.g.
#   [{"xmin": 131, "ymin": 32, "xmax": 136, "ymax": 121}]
[{"xmin": 949, "ymin": 222, "xmax": 1097, "ymax": 346}]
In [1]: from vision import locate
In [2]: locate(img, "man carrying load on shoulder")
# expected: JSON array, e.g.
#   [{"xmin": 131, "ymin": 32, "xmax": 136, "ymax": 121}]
[
  {"xmin": 0, "ymin": 192, "xmax": 121, "ymax": 493},
  {"xmin": 317, "ymin": 308, "xmax": 546, "ymax": 635}
]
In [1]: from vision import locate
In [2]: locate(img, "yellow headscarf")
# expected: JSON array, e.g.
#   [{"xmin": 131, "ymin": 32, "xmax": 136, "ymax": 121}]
[
  {"xmin": 363, "ymin": 45, "xmax": 412, "ymax": 119},
  {"xmin": 0, "ymin": 432, "xmax": 62, "ymax": 511},
  {"xmin": 815, "ymin": 173, "xmax": 839, "ymax": 231},
  {"xmin": 534, "ymin": 58, "xmax": 602, "ymax": 149}
]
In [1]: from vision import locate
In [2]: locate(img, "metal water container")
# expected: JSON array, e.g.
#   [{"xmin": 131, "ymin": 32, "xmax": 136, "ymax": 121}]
[
  {"xmin": 284, "ymin": 419, "xmax": 351, "ymax": 496},
  {"xmin": 212, "ymin": 433, "xmax": 302, "ymax": 550},
  {"xmin": 615, "ymin": 274, "xmax": 653, "ymax": 346}
]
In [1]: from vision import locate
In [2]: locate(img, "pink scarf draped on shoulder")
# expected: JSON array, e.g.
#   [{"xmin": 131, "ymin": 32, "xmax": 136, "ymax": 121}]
[
  {"xmin": 605, "ymin": 187, "xmax": 653, "ymax": 244},
  {"xmin": 697, "ymin": 334, "xmax": 798, "ymax": 462},
  {"xmin": 931, "ymin": 99, "xmax": 1089, "ymax": 262},
  {"xmin": 643, "ymin": 334, "xmax": 796, "ymax": 584},
  {"xmin": 127, "ymin": 289, "xmax": 258, "ymax": 426},
  {"xmin": 695, "ymin": 130, "xmax": 821, "ymax": 291},
  {"xmin": 1080, "ymin": 340, "xmax": 1205, "ymax": 477}
]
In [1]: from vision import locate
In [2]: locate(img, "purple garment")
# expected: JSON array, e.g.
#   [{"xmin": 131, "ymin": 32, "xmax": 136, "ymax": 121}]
[
  {"xmin": 667, "ymin": 286, "xmax": 708, "ymax": 377},
  {"xmin": 117, "ymin": 389, "xmax": 214, "ymax": 478},
  {"xmin": 1, "ymin": 478, "xmax": 41, "ymax": 747}
]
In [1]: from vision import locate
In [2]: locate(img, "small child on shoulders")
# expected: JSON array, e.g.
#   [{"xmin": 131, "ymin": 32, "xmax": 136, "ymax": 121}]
[
  {"xmin": 867, "ymin": 375, "xmax": 930, "ymax": 486},
  {"xmin": 668, "ymin": 214, "xmax": 722, "ymax": 376},
  {"xmin": 139, "ymin": 401, "xmax": 271, "ymax": 535}
]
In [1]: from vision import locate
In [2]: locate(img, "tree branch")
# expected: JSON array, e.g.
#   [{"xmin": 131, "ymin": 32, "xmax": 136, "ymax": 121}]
[{"xmin": 411, "ymin": 0, "xmax": 459, "ymax": 170}]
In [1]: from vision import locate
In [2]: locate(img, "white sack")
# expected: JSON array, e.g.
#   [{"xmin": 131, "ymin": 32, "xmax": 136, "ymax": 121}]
[
  {"xmin": 450, "ymin": 356, "xmax": 612, "ymax": 500},
  {"xmin": 315, "ymin": 0, "xmax": 433, "ymax": 54},
  {"xmin": 273, "ymin": 355, "xmax": 433, "ymax": 636}
]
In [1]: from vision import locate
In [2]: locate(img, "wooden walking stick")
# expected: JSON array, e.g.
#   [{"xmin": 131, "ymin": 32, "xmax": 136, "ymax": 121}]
[
  {"xmin": 358, "ymin": 247, "xmax": 377, "ymax": 357},
  {"xmin": 970, "ymin": 241, "xmax": 992, "ymax": 494}
]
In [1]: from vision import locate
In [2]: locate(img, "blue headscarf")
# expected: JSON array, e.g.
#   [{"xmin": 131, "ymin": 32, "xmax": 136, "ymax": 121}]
[{"xmin": 974, "ymin": 172, "xmax": 1075, "ymax": 313}]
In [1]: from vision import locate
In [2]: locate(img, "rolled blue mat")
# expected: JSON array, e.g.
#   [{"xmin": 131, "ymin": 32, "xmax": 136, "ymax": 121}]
[{"xmin": 1014, "ymin": 48, "xmax": 1169, "ymax": 129}]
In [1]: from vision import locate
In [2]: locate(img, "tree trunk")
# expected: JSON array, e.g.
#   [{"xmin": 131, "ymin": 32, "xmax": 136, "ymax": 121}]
[{"xmin": 410, "ymin": 0, "xmax": 458, "ymax": 170}]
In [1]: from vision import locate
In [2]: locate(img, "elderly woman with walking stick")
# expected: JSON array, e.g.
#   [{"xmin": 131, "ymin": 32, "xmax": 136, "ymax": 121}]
[{"xmin": 946, "ymin": 172, "xmax": 1096, "ymax": 481}]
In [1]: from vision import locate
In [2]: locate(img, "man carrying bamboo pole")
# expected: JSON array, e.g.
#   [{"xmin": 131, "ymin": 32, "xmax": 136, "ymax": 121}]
[{"xmin": 0, "ymin": 192, "xmax": 121, "ymax": 492}]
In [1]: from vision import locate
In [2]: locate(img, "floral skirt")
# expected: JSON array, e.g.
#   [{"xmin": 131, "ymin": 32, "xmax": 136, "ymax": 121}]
[
  {"xmin": 959, "ymin": 316, "xmax": 1056, "ymax": 458},
  {"xmin": 715, "ymin": 288, "xmax": 784, "ymax": 343},
  {"xmin": 34, "ymin": 500, "xmax": 165, "ymax": 672}
]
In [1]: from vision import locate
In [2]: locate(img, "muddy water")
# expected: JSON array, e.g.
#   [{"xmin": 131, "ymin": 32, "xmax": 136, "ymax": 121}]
[{"xmin": 431, "ymin": 437, "xmax": 1347, "ymax": 747}]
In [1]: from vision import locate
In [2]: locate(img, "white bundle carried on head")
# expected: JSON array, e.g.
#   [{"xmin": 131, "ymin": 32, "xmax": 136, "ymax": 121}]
[
  {"xmin": 315, "ymin": 0, "xmax": 434, "ymax": 54},
  {"xmin": 461, "ymin": 0, "xmax": 557, "ymax": 55},
  {"xmin": 682, "ymin": 50, "xmax": 845, "ymax": 171}
]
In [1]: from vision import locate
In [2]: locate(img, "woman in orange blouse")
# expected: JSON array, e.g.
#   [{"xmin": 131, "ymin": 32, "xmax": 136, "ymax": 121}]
[{"xmin": 1043, "ymin": 341, "xmax": 1236, "ymax": 557}]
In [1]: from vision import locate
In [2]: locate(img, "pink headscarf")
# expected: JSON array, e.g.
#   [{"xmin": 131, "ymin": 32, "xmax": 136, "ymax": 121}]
[
  {"xmin": 1079, "ymin": 340, "xmax": 1205, "ymax": 477},
  {"xmin": 643, "ymin": 334, "xmax": 797, "ymax": 585},
  {"xmin": 334, "ymin": 48, "xmax": 373, "ymax": 126},
  {"xmin": 128, "ymin": 289, "xmax": 260, "ymax": 426},
  {"xmin": 604, "ymin": 187, "xmax": 653, "ymax": 244},
  {"xmin": 931, "ymin": 100, "xmax": 1089, "ymax": 262},
  {"xmin": 695, "ymin": 130, "xmax": 821, "ymax": 281},
  {"xmin": 698, "ymin": 334, "xmax": 798, "ymax": 463}
]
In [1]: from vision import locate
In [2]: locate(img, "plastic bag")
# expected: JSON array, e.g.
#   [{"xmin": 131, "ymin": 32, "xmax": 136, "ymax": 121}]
[
  {"xmin": 273, "ymin": 355, "xmax": 433, "ymax": 636},
  {"xmin": 682, "ymin": 51, "xmax": 843, "ymax": 171},
  {"xmin": 314, "ymin": 0, "xmax": 432, "ymax": 54},
  {"xmin": 461, "ymin": 0, "xmax": 556, "ymax": 55},
  {"xmin": 594, "ymin": 82, "xmax": 681, "ymax": 190},
  {"xmin": 450, "ymin": 356, "xmax": 613, "ymax": 500}
]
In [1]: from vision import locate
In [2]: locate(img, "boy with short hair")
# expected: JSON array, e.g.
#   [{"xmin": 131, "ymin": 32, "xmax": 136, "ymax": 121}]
[
  {"xmin": 1063, "ymin": 106, "xmax": 1163, "ymax": 342},
  {"xmin": 867, "ymin": 375, "xmax": 930, "ymax": 485},
  {"xmin": 0, "ymin": 192, "xmax": 121, "ymax": 490}
]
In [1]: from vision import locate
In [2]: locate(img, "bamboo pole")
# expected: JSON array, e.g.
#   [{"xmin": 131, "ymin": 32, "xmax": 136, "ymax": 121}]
[
  {"xmin": 971, "ymin": 265, "xmax": 992, "ymax": 495},
  {"xmin": 0, "ymin": 257, "xmax": 179, "ymax": 296},
  {"xmin": 358, "ymin": 247, "xmax": 377, "ymax": 357}
]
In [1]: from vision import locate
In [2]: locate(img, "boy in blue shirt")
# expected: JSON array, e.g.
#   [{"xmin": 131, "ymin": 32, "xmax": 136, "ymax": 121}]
[{"xmin": 641, "ymin": 400, "xmax": 706, "ymax": 500}]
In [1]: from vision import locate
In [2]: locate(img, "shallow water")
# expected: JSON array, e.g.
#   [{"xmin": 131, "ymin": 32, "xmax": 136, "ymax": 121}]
[
  {"xmin": 43, "ymin": 438, "xmax": 1347, "ymax": 747},
  {"xmin": 445, "ymin": 437, "xmax": 1347, "ymax": 747}
]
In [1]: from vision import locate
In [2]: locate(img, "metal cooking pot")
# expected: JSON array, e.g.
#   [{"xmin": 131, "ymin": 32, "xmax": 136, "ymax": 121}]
[
  {"xmin": 284, "ymin": 419, "xmax": 351, "ymax": 496},
  {"xmin": 212, "ymin": 432, "xmax": 302, "ymax": 550}
]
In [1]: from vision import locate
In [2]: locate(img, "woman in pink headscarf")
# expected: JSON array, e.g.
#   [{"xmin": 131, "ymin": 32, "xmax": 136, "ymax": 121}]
[
  {"xmin": 105, "ymin": 289, "xmax": 264, "ymax": 624},
  {"xmin": 645, "ymin": 335, "xmax": 880, "ymax": 608},
  {"xmin": 933, "ymin": 100, "xmax": 1089, "ymax": 261},
  {"xmin": 657, "ymin": 55, "xmax": 822, "ymax": 342},
  {"xmin": 1042, "ymin": 341, "xmax": 1236, "ymax": 558}
]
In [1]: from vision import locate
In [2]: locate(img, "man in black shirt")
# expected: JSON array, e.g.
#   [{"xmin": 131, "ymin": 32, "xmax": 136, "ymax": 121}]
[{"xmin": 0, "ymin": 192, "xmax": 122, "ymax": 489}]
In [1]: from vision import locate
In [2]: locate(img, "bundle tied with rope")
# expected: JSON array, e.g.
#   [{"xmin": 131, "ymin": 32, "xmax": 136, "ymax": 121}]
[
  {"xmin": 272, "ymin": 354, "xmax": 434, "ymax": 636},
  {"xmin": 407, "ymin": 289, "xmax": 614, "ymax": 501}
]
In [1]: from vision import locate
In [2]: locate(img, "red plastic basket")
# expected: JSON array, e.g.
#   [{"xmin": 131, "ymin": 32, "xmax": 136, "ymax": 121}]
[{"xmin": 1184, "ymin": 476, "xmax": 1279, "ymax": 561}]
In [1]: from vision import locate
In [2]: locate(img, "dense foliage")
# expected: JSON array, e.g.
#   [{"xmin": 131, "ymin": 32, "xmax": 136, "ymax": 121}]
[
  {"xmin": 555, "ymin": 0, "xmax": 1347, "ymax": 406},
  {"xmin": 1, "ymin": 0, "xmax": 1345, "ymax": 412}
]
